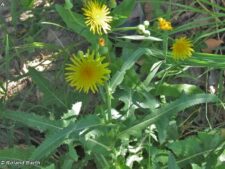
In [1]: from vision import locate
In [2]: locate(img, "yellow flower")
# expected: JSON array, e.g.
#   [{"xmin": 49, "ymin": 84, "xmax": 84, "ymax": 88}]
[
  {"xmin": 82, "ymin": 1, "xmax": 113, "ymax": 35},
  {"xmin": 98, "ymin": 38, "xmax": 105, "ymax": 47},
  {"xmin": 65, "ymin": 51, "xmax": 111, "ymax": 93},
  {"xmin": 158, "ymin": 17, "xmax": 173, "ymax": 31},
  {"xmin": 171, "ymin": 37, "xmax": 194, "ymax": 60}
]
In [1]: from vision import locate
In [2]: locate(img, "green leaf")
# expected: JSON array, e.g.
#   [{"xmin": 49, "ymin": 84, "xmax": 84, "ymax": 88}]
[
  {"xmin": 110, "ymin": 48, "xmax": 152, "ymax": 93},
  {"xmin": 143, "ymin": 61, "xmax": 163, "ymax": 85},
  {"xmin": 167, "ymin": 131, "xmax": 224, "ymax": 168},
  {"xmin": 28, "ymin": 67, "xmax": 67, "ymax": 108},
  {"xmin": 41, "ymin": 164, "xmax": 55, "ymax": 169},
  {"xmin": 168, "ymin": 52, "xmax": 225, "ymax": 68},
  {"xmin": 110, "ymin": 70, "xmax": 126, "ymax": 93},
  {"xmin": 0, "ymin": 110, "xmax": 63, "ymax": 132},
  {"xmin": 156, "ymin": 115, "xmax": 168, "ymax": 144},
  {"xmin": 55, "ymin": 5, "xmax": 97, "ymax": 45},
  {"xmin": 20, "ymin": 0, "xmax": 34, "ymax": 9},
  {"xmin": 0, "ymin": 146, "xmax": 35, "ymax": 160},
  {"xmin": 61, "ymin": 151, "xmax": 74, "ymax": 169},
  {"xmin": 119, "ymin": 35, "xmax": 162, "ymax": 41},
  {"xmin": 68, "ymin": 144, "xmax": 78, "ymax": 161},
  {"xmin": 168, "ymin": 152, "xmax": 180, "ymax": 169},
  {"xmin": 118, "ymin": 94, "xmax": 219, "ymax": 138},
  {"xmin": 152, "ymin": 83, "xmax": 203, "ymax": 97},
  {"xmin": 64, "ymin": 0, "xmax": 73, "ymax": 9},
  {"xmin": 30, "ymin": 115, "xmax": 101, "ymax": 160},
  {"xmin": 112, "ymin": 0, "xmax": 136, "ymax": 26}
]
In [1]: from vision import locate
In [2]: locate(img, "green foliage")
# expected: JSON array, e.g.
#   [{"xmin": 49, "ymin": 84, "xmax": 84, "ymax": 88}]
[
  {"xmin": 28, "ymin": 67, "xmax": 67, "ymax": 109},
  {"xmin": 118, "ymin": 94, "xmax": 219, "ymax": 139},
  {"xmin": 167, "ymin": 131, "xmax": 224, "ymax": 168},
  {"xmin": 111, "ymin": 0, "xmax": 136, "ymax": 26},
  {"xmin": 30, "ymin": 115, "xmax": 101, "ymax": 160},
  {"xmin": 110, "ymin": 48, "xmax": 152, "ymax": 93},
  {"xmin": 1, "ymin": 0, "xmax": 225, "ymax": 169},
  {"xmin": 0, "ymin": 110, "xmax": 63, "ymax": 132},
  {"xmin": 55, "ymin": 4, "xmax": 97, "ymax": 45},
  {"xmin": 20, "ymin": 0, "xmax": 35, "ymax": 9},
  {"xmin": 168, "ymin": 152, "xmax": 180, "ymax": 169},
  {"xmin": 0, "ymin": 146, "xmax": 35, "ymax": 160},
  {"xmin": 151, "ymin": 83, "xmax": 203, "ymax": 97}
]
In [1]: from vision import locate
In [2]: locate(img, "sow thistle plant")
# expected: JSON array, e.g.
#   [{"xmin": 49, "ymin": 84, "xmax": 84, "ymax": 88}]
[{"xmin": 3, "ymin": 1, "xmax": 224, "ymax": 169}]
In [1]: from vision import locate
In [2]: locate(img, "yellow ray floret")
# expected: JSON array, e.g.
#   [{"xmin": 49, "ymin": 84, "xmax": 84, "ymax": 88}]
[
  {"xmin": 172, "ymin": 37, "xmax": 194, "ymax": 60},
  {"xmin": 82, "ymin": 0, "xmax": 113, "ymax": 35},
  {"xmin": 65, "ymin": 51, "xmax": 111, "ymax": 93},
  {"xmin": 158, "ymin": 17, "xmax": 173, "ymax": 31}
]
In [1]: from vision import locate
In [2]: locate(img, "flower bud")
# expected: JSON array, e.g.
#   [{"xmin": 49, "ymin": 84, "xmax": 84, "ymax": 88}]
[
  {"xmin": 98, "ymin": 38, "xmax": 105, "ymax": 47},
  {"xmin": 77, "ymin": 50, "xmax": 84, "ymax": 57},
  {"xmin": 144, "ymin": 30, "xmax": 151, "ymax": 37},
  {"xmin": 108, "ymin": 0, "xmax": 117, "ymax": 8},
  {"xmin": 137, "ymin": 24, "xmax": 145, "ymax": 34},
  {"xmin": 143, "ymin": 20, "xmax": 150, "ymax": 28}
]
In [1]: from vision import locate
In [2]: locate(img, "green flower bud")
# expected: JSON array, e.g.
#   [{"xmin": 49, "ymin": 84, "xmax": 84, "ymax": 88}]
[
  {"xmin": 77, "ymin": 50, "xmax": 84, "ymax": 57},
  {"xmin": 137, "ymin": 24, "xmax": 146, "ymax": 34},
  {"xmin": 108, "ymin": 0, "xmax": 117, "ymax": 8},
  {"xmin": 144, "ymin": 30, "xmax": 151, "ymax": 37}
]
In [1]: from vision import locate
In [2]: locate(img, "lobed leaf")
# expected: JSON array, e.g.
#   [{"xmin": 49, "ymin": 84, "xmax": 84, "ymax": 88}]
[
  {"xmin": 0, "ymin": 110, "xmax": 63, "ymax": 132},
  {"xmin": 118, "ymin": 94, "xmax": 219, "ymax": 138},
  {"xmin": 30, "ymin": 115, "xmax": 101, "ymax": 160}
]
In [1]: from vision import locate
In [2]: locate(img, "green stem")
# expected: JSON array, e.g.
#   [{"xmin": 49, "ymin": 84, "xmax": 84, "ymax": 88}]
[
  {"xmin": 105, "ymin": 83, "xmax": 112, "ymax": 121},
  {"xmin": 163, "ymin": 32, "xmax": 168, "ymax": 62},
  {"xmin": 112, "ymin": 26, "xmax": 137, "ymax": 32}
]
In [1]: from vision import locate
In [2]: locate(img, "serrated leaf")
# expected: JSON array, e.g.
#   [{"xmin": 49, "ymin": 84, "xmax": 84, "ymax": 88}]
[
  {"xmin": 152, "ymin": 83, "xmax": 203, "ymax": 97},
  {"xmin": 167, "ymin": 131, "xmax": 224, "ymax": 168},
  {"xmin": 28, "ymin": 67, "xmax": 67, "ymax": 108},
  {"xmin": 30, "ymin": 115, "xmax": 101, "ymax": 160},
  {"xmin": 118, "ymin": 94, "xmax": 219, "ymax": 138},
  {"xmin": 0, "ymin": 110, "xmax": 63, "ymax": 132}
]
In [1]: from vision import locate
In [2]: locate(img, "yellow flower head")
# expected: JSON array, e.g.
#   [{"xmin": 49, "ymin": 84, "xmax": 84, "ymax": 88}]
[
  {"xmin": 65, "ymin": 51, "xmax": 111, "ymax": 93},
  {"xmin": 158, "ymin": 17, "xmax": 173, "ymax": 31},
  {"xmin": 171, "ymin": 37, "xmax": 194, "ymax": 60},
  {"xmin": 82, "ymin": 0, "xmax": 113, "ymax": 35}
]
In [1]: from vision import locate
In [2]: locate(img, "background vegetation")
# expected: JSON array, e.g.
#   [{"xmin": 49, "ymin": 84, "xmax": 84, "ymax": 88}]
[{"xmin": 0, "ymin": 0, "xmax": 225, "ymax": 169}]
